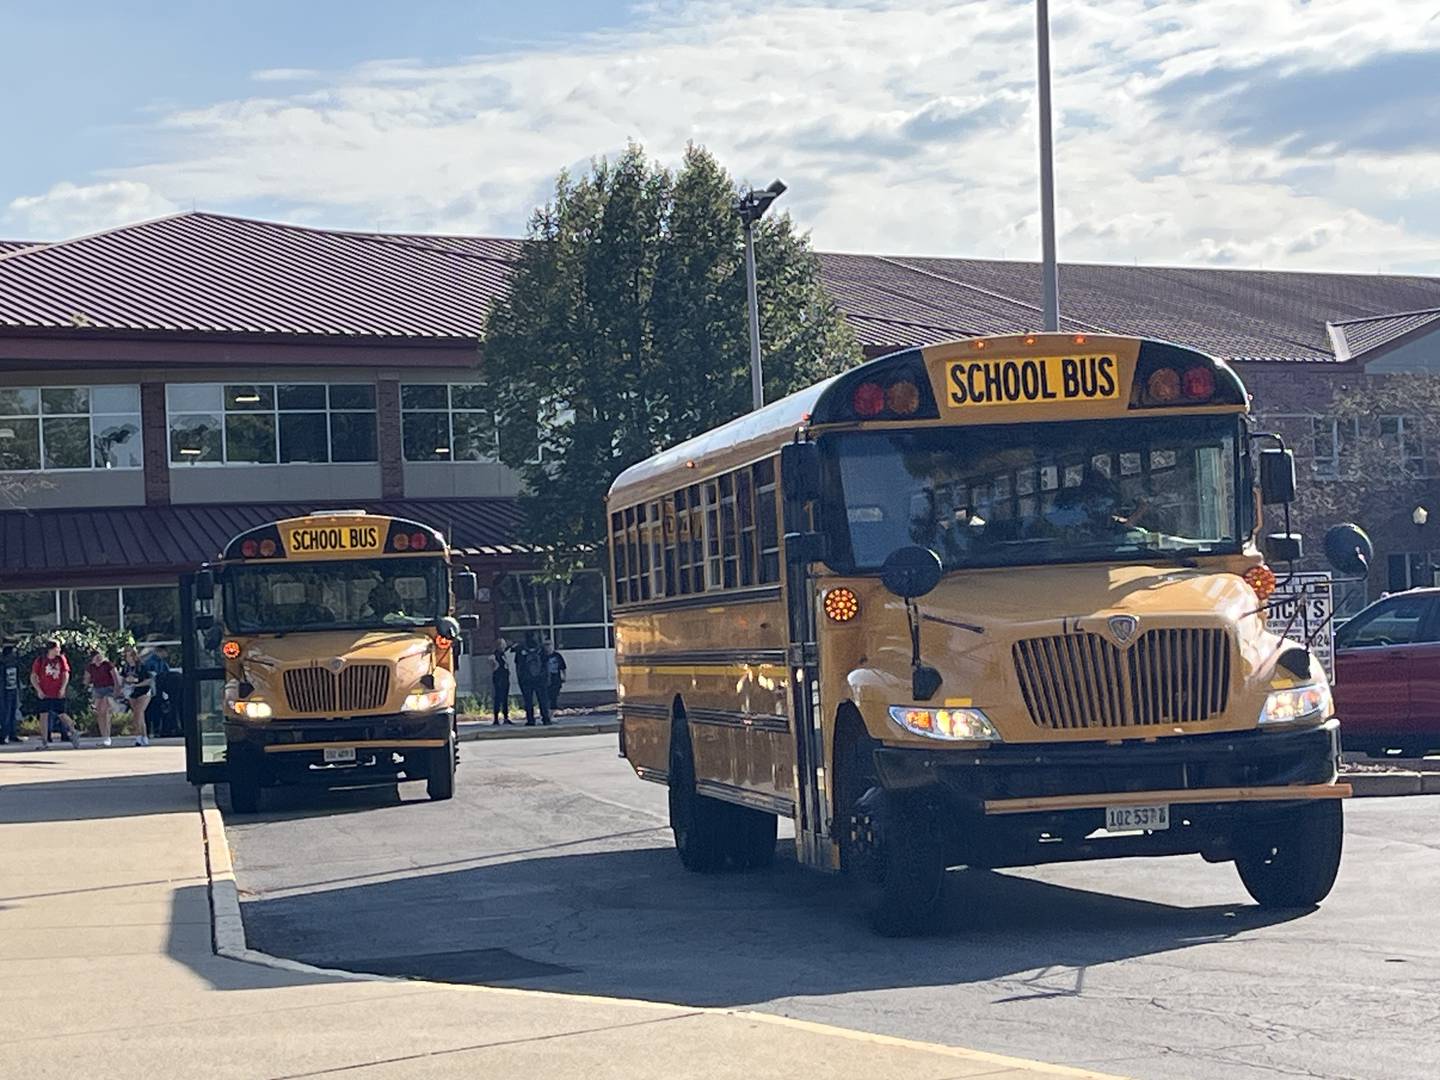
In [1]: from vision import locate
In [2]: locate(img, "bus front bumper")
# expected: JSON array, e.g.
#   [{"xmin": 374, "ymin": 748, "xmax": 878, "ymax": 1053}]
[
  {"xmin": 869, "ymin": 719, "xmax": 1346, "ymax": 868},
  {"xmin": 226, "ymin": 710, "xmax": 455, "ymax": 784}
]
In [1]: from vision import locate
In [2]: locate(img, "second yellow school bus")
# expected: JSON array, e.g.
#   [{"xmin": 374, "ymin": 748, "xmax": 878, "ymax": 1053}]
[{"xmin": 608, "ymin": 333, "xmax": 1349, "ymax": 935}]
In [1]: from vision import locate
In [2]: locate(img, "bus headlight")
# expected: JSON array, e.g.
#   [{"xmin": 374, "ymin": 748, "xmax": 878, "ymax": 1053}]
[
  {"xmin": 888, "ymin": 705, "xmax": 1000, "ymax": 741},
  {"xmin": 230, "ymin": 699, "xmax": 273, "ymax": 720},
  {"xmin": 1259, "ymin": 683, "xmax": 1331, "ymax": 725},
  {"xmin": 402, "ymin": 688, "xmax": 449, "ymax": 712}
]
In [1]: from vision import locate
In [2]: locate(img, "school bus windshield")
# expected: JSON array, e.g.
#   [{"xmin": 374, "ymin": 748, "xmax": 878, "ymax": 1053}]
[
  {"xmin": 821, "ymin": 414, "xmax": 1244, "ymax": 572},
  {"xmin": 226, "ymin": 558, "xmax": 447, "ymax": 634}
]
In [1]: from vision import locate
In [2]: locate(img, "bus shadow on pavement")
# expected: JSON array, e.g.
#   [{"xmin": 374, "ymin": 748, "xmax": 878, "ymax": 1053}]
[
  {"xmin": 234, "ymin": 841, "xmax": 1310, "ymax": 1008},
  {"xmin": 217, "ymin": 779, "xmax": 410, "ymax": 822}
]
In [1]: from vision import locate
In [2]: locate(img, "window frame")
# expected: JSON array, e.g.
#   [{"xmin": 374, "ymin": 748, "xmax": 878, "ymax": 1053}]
[
  {"xmin": 1380, "ymin": 414, "xmax": 1427, "ymax": 478},
  {"xmin": 400, "ymin": 382, "xmax": 501, "ymax": 464},
  {"xmin": 0, "ymin": 384, "xmax": 143, "ymax": 473},
  {"xmin": 166, "ymin": 382, "xmax": 378, "ymax": 467}
]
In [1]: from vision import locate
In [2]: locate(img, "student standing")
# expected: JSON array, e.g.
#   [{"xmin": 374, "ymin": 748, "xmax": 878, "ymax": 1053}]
[
  {"xmin": 1, "ymin": 643, "xmax": 21, "ymax": 743},
  {"xmin": 84, "ymin": 648, "xmax": 121, "ymax": 747},
  {"xmin": 490, "ymin": 637, "xmax": 514, "ymax": 726},
  {"xmin": 30, "ymin": 641, "xmax": 81, "ymax": 750},
  {"xmin": 515, "ymin": 633, "xmax": 551, "ymax": 727},
  {"xmin": 543, "ymin": 639, "xmax": 567, "ymax": 713}
]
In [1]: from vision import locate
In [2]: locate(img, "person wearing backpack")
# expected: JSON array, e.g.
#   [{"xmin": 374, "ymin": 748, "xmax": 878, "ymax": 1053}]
[
  {"xmin": 516, "ymin": 632, "xmax": 551, "ymax": 727},
  {"xmin": 543, "ymin": 638, "xmax": 567, "ymax": 713}
]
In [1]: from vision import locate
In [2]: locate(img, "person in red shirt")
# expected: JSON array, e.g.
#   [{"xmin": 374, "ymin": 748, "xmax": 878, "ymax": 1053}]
[
  {"xmin": 30, "ymin": 641, "xmax": 81, "ymax": 750},
  {"xmin": 84, "ymin": 648, "xmax": 121, "ymax": 747}
]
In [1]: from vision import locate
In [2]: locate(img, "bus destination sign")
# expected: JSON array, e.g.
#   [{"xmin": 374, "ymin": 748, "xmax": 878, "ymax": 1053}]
[
  {"xmin": 947, "ymin": 355, "xmax": 1119, "ymax": 409},
  {"xmin": 282, "ymin": 522, "xmax": 384, "ymax": 557}
]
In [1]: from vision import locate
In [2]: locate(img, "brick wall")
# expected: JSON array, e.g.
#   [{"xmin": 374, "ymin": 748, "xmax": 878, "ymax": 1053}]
[{"xmin": 140, "ymin": 381, "xmax": 170, "ymax": 506}]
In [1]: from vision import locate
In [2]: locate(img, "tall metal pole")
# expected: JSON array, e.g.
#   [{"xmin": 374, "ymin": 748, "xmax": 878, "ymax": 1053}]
[
  {"xmin": 1036, "ymin": 0, "xmax": 1060, "ymax": 332},
  {"xmin": 744, "ymin": 219, "xmax": 764, "ymax": 411}
]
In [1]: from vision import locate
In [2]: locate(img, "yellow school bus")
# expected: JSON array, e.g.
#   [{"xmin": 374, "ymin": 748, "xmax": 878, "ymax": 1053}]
[
  {"xmin": 608, "ymin": 333, "xmax": 1352, "ymax": 935},
  {"xmin": 186, "ymin": 511, "xmax": 477, "ymax": 813}
]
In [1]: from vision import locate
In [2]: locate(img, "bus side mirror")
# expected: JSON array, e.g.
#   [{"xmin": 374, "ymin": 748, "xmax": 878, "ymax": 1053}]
[
  {"xmin": 194, "ymin": 568, "xmax": 215, "ymax": 601},
  {"xmin": 1324, "ymin": 522, "xmax": 1373, "ymax": 577},
  {"xmin": 1265, "ymin": 533, "xmax": 1304, "ymax": 563},
  {"xmin": 437, "ymin": 616, "xmax": 463, "ymax": 642},
  {"xmin": 453, "ymin": 571, "xmax": 478, "ymax": 602},
  {"xmin": 880, "ymin": 546, "xmax": 943, "ymax": 600},
  {"xmin": 1259, "ymin": 449, "xmax": 1296, "ymax": 505},
  {"xmin": 780, "ymin": 441, "xmax": 821, "ymax": 504},
  {"xmin": 459, "ymin": 614, "xmax": 481, "ymax": 632}
]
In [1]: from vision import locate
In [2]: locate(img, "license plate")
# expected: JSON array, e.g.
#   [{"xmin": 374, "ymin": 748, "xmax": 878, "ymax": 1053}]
[
  {"xmin": 323, "ymin": 746, "xmax": 357, "ymax": 763},
  {"xmin": 1105, "ymin": 803, "xmax": 1169, "ymax": 832}
]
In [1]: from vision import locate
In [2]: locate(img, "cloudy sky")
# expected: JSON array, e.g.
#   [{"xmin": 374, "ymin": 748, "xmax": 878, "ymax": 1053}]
[{"xmin": 4, "ymin": 0, "xmax": 1440, "ymax": 272}]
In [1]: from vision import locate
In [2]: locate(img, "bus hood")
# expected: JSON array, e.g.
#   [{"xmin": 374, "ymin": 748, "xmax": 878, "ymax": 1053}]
[{"xmin": 237, "ymin": 630, "xmax": 434, "ymax": 668}]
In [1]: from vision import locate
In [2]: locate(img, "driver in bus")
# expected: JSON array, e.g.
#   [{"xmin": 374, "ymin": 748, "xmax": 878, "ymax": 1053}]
[
  {"xmin": 1046, "ymin": 471, "xmax": 1150, "ymax": 536},
  {"xmin": 366, "ymin": 578, "xmax": 407, "ymax": 620}
]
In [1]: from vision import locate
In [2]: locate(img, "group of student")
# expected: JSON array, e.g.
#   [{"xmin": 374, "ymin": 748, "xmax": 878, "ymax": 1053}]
[
  {"xmin": 489, "ymin": 634, "xmax": 567, "ymax": 726},
  {"xmin": 0, "ymin": 639, "xmax": 168, "ymax": 748}
]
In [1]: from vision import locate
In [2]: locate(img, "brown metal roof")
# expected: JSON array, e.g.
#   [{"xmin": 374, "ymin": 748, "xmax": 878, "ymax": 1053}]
[
  {"xmin": 0, "ymin": 497, "xmax": 526, "ymax": 584},
  {"xmin": 2, "ymin": 211, "xmax": 1439, "ymax": 362},
  {"xmin": 0, "ymin": 213, "xmax": 517, "ymax": 339},
  {"xmin": 0, "ymin": 240, "xmax": 41, "ymax": 255}
]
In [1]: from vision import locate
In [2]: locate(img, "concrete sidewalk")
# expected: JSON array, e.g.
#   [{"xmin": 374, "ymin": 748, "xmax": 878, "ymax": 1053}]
[{"xmin": 0, "ymin": 747, "xmax": 1123, "ymax": 1080}]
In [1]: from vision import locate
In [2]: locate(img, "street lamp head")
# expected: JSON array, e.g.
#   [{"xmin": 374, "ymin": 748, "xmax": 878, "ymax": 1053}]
[
  {"xmin": 765, "ymin": 179, "xmax": 787, "ymax": 197},
  {"xmin": 736, "ymin": 179, "xmax": 788, "ymax": 225},
  {"xmin": 1414, "ymin": 505, "xmax": 1429, "ymax": 526}
]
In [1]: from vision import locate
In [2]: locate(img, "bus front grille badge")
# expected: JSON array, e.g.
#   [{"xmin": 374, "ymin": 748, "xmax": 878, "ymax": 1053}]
[{"xmin": 1107, "ymin": 615, "xmax": 1138, "ymax": 645}]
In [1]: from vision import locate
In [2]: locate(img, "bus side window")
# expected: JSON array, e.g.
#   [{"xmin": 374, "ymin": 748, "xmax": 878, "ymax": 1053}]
[
  {"xmin": 755, "ymin": 458, "xmax": 780, "ymax": 584},
  {"xmin": 611, "ymin": 511, "xmax": 629, "ymax": 605}
]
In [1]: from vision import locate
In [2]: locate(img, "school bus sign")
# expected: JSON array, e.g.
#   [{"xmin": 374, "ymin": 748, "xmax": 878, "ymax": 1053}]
[{"xmin": 946, "ymin": 354, "xmax": 1120, "ymax": 408}]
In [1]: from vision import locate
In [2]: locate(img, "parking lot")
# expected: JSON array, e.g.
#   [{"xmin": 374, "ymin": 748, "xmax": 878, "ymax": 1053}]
[{"xmin": 225, "ymin": 734, "xmax": 1439, "ymax": 1080}]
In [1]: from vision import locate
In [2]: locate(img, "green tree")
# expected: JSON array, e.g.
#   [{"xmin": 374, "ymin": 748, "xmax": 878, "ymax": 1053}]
[{"xmin": 484, "ymin": 143, "xmax": 859, "ymax": 567}]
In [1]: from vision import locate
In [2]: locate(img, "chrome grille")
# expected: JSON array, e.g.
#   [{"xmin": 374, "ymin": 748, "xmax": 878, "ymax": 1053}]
[
  {"xmin": 282, "ymin": 664, "xmax": 390, "ymax": 714},
  {"xmin": 1014, "ymin": 628, "xmax": 1231, "ymax": 730}
]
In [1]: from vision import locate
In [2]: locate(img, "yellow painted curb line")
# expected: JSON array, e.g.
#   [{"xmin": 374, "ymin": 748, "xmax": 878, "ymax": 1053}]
[{"xmin": 198, "ymin": 785, "xmax": 1128, "ymax": 1079}]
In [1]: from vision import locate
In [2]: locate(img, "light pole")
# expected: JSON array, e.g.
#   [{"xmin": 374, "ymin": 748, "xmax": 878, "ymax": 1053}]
[
  {"xmin": 1036, "ymin": 0, "xmax": 1060, "ymax": 332},
  {"xmin": 736, "ymin": 179, "xmax": 787, "ymax": 411}
]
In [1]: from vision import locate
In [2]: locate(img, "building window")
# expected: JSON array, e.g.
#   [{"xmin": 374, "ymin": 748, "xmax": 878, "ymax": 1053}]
[
  {"xmin": 1380, "ymin": 416, "xmax": 1427, "ymax": 477},
  {"xmin": 0, "ymin": 586, "xmax": 180, "ymax": 644},
  {"xmin": 497, "ymin": 570, "xmax": 612, "ymax": 651},
  {"xmin": 0, "ymin": 385, "xmax": 142, "ymax": 472},
  {"xmin": 1387, "ymin": 551, "xmax": 1438, "ymax": 593},
  {"xmin": 167, "ymin": 383, "xmax": 377, "ymax": 465},
  {"xmin": 1311, "ymin": 416, "xmax": 1358, "ymax": 480},
  {"xmin": 401, "ymin": 383, "xmax": 499, "ymax": 462}
]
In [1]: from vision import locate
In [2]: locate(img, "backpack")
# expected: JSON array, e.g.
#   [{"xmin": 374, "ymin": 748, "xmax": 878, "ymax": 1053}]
[{"xmin": 523, "ymin": 649, "xmax": 544, "ymax": 681}]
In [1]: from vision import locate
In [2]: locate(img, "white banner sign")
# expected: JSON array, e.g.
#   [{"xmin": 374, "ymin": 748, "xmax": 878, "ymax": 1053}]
[{"xmin": 1266, "ymin": 571, "xmax": 1334, "ymax": 681}]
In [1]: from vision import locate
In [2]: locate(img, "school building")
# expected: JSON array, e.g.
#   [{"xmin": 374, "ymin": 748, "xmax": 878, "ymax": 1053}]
[{"xmin": 3, "ymin": 212, "xmax": 1440, "ymax": 695}]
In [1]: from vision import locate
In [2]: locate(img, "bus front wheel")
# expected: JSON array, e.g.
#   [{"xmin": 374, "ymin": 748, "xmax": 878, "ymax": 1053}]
[
  {"xmin": 227, "ymin": 744, "xmax": 262, "ymax": 815},
  {"xmin": 863, "ymin": 790, "xmax": 947, "ymax": 937},
  {"xmin": 426, "ymin": 736, "xmax": 456, "ymax": 801},
  {"xmin": 1235, "ymin": 799, "xmax": 1343, "ymax": 909}
]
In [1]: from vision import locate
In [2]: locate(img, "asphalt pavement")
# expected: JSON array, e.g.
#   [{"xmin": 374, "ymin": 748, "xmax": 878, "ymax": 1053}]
[{"xmin": 225, "ymin": 734, "xmax": 1440, "ymax": 1080}]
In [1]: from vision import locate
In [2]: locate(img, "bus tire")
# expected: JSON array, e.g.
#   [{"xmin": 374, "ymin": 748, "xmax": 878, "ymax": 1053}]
[
  {"xmin": 668, "ymin": 716, "xmax": 730, "ymax": 873},
  {"xmin": 427, "ymin": 737, "xmax": 456, "ymax": 801},
  {"xmin": 731, "ymin": 803, "xmax": 778, "ymax": 870},
  {"xmin": 227, "ymin": 744, "xmax": 262, "ymax": 815},
  {"xmin": 866, "ymin": 790, "xmax": 947, "ymax": 938},
  {"xmin": 1235, "ymin": 799, "xmax": 1343, "ymax": 909}
]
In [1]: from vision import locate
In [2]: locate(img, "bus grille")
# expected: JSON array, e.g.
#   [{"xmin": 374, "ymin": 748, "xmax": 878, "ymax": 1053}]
[
  {"xmin": 1013, "ymin": 628, "xmax": 1231, "ymax": 730},
  {"xmin": 282, "ymin": 665, "xmax": 391, "ymax": 714}
]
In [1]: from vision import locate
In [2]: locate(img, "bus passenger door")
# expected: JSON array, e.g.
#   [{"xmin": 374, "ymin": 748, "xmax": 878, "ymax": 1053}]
[
  {"xmin": 781, "ymin": 442, "xmax": 834, "ymax": 870},
  {"xmin": 179, "ymin": 572, "xmax": 229, "ymax": 786}
]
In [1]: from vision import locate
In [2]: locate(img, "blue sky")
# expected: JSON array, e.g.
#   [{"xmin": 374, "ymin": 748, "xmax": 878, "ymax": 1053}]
[{"xmin": 4, "ymin": 1, "xmax": 1440, "ymax": 272}]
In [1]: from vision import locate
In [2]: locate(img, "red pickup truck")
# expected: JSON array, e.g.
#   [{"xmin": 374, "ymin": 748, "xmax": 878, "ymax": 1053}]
[{"xmin": 1334, "ymin": 587, "xmax": 1440, "ymax": 757}]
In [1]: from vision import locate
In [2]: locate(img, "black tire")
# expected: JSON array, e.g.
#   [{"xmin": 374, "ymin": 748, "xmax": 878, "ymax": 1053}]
[
  {"xmin": 227, "ymin": 744, "xmax": 262, "ymax": 815},
  {"xmin": 668, "ymin": 717, "xmax": 733, "ymax": 873},
  {"xmin": 1236, "ymin": 799, "xmax": 1343, "ymax": 909},
  {"xmin": 866, "ymin": 791, "xmax": 948, "ymax": 937},
  {"xmin": 426, "ymin": 738, "xmax": 456, "ymax": 801},
  {"xmin": 731, "ymin": 802, "xmax": 778, "ymax": 870}
]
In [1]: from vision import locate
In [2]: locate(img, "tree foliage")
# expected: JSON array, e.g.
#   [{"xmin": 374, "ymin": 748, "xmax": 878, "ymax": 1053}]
[{"xmin": 483, "ymin": 143, "xmax": 859, "ymax": 567}]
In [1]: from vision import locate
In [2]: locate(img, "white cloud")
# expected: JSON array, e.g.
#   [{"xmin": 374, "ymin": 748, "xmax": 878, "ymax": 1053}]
[
  {"xmin": 4, "ymin": 181, "xmax": 178, "ymax": 240},
  {"xmin": 8, "ymin": 0, "xmax": 1440, "ymax": 270}
]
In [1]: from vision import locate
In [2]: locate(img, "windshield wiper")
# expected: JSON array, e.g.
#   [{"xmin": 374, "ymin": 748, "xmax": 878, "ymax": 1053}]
[{"xmin": 1132, "ymin": 547, "xmax": 1201, "ymax": 568}]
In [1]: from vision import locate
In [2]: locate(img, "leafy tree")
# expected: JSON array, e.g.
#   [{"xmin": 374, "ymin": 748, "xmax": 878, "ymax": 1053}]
[
  {"xmin": 15, "ymin": 619, "xmax": 136, "ymax": 726},
  {"xmin": 483, "ymin": 142, "xmax": 859, "ymax": 568}
]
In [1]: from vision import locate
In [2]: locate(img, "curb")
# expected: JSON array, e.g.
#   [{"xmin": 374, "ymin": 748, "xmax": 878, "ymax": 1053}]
[
  {"xmin": 195, "ymin": 784, "xmax": 1126, "ymax": 1080},
  {"xmin": 459, "ymin": 720, "xmax": 618, "ymax": 742},
  {"xmin": 1342, "ymin": 771, "xmax": 1426, "ymax": 797}
]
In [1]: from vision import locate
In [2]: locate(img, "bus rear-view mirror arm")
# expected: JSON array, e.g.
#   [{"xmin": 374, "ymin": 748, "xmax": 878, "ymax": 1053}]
[{"xmin": 880, "ymin": 547, "xmax": 945, "ymax": 701}]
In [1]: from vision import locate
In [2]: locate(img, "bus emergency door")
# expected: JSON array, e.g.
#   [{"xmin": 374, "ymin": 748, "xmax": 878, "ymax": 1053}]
[{"xmin": 180, "ymin": 571, "xmax": 229, "ymax": 785}]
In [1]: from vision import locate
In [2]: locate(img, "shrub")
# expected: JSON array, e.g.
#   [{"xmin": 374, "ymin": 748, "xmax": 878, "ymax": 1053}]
[{"xmin": 16, "ymin": 620, "xmax": 135, "ymax": 724}]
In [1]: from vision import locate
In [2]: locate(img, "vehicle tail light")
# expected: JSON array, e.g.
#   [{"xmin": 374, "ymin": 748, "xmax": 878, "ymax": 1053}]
[
  {"xmin": 393, "ymin": 532, "xmax": 410, "ymax": 551},
  {"xmin": 258, "ymin": 538, "xmax": 277, "ymax": 557},
  {"xmin": 1182, "ymin": 365, "xmax": 1216, "ymax": 401},
  {"xmin": 852, "ymin": 383, "xmax": 885, "ymax": 418},
  {"xmin": 241, "ymin": 540, "xmax": 258, "ymax": 558},
  {"xmin": 410, "ymin": 532, "xmax": 428, "ymax": 550},
  {"xmin": 886, "ymin": 380, "xmax": 920, "ymax": 416},
  {"xmin": 1147, "ymin": 368, "xmax": 1181, "ymax": 403}
]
